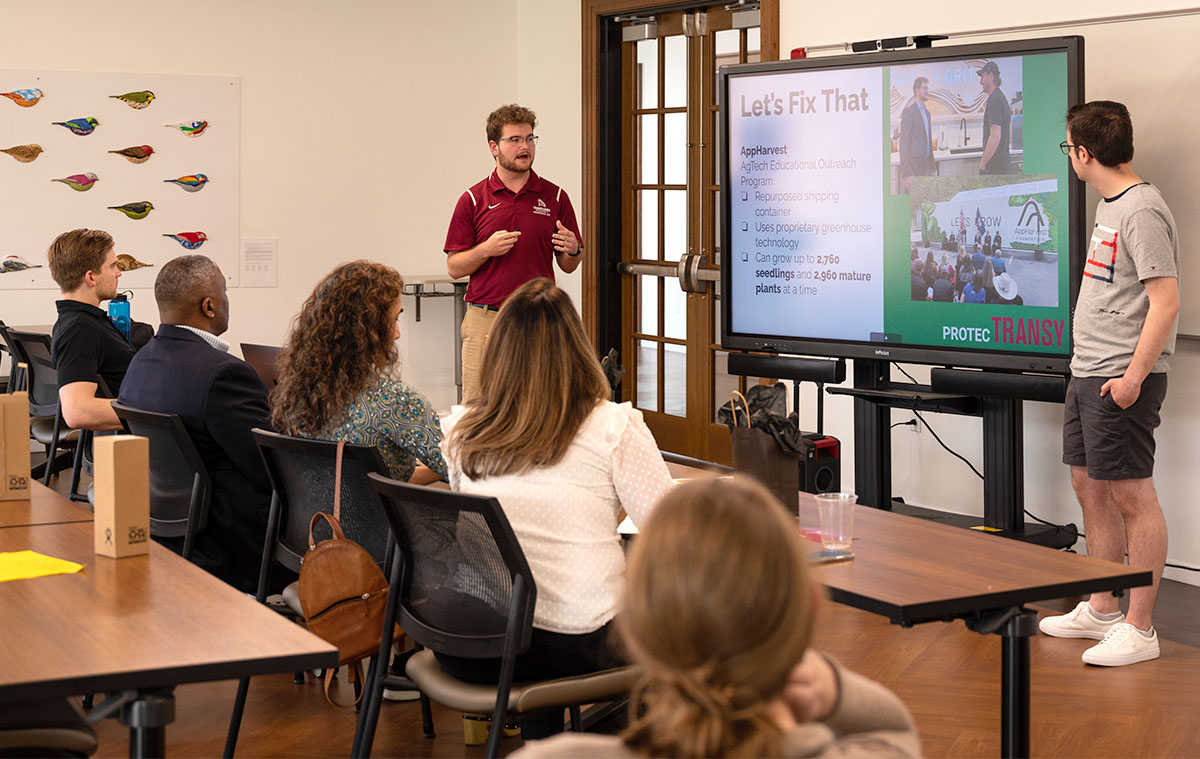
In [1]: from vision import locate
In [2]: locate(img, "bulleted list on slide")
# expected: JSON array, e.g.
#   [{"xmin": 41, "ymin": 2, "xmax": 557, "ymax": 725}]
[{"xmin": 727, "ymin": 68, "xmax": 884, "ymax": 340}]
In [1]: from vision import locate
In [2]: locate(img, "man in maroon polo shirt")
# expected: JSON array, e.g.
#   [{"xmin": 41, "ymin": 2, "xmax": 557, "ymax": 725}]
[{"xmin": 444, "ymin": 103, "xmax": 583, "ymax": 402}]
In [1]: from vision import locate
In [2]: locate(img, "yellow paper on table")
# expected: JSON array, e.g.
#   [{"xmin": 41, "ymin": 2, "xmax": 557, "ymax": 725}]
[{"xmin": 0, "ymin": 550, "xmax": 85, "ymax": 582}]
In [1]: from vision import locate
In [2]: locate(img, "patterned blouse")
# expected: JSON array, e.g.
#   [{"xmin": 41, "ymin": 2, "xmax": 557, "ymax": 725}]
[
  {"xmin": 322, "ymin": 378, "xmax": 448, "ymax": 481},
  {"xmin": 441, "ymin": 401, "xmax": 673, "ymax": 634}
]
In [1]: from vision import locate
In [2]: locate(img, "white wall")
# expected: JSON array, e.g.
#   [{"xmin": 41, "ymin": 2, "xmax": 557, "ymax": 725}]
[
  {"xmin": 779, "ymin": 1, "xmax": 1200, "ymax": 584},
  {"xmin": 0, "ymin": 0, "xmax": 583, "ymax": 413},
  {"xmin": 516, "ymin": 0, "xmax": 584, "ymax": 312},
  {"xmin": 780, "ymin": 0, "xmax": 1200, "ymax": 50}
]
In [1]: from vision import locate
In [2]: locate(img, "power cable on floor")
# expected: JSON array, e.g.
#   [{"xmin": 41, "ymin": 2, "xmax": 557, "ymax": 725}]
[{"xmin": 891, "ymin": 363, "xmax": 1076, "ymax": 535}]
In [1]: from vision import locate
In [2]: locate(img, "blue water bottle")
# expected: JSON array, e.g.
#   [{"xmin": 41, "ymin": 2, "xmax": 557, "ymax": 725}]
[{"xmin": 108, "ymin": 294, "xmax": 131, "ymax": 341}]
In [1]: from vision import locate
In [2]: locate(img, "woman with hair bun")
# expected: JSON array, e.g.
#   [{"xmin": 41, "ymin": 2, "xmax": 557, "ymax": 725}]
[
  {"xmin": 272, "ymin": 260, "xmax": 447, "ymax": 483},
  {"xmin": 515, "ymin": 477, "xmax": 919, "ymax": 758}
]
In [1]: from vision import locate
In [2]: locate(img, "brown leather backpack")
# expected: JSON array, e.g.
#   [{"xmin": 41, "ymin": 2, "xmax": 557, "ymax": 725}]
[{"xmin": 298, "ymin": 441, "xmax": 402, "ymax": 705}]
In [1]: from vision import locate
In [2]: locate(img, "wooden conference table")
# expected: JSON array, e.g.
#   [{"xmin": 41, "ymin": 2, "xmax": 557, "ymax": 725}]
[
  {"xmin": 795, "ymin": 492, "xmax": 1150, "ymax": 759},
  {"xmin": 0, "ymin": 481, "xmax": 95, "ymax": 528},
  {"xmin": 659, "ymin": 464, "xmax": 1151, "ymax": 758},
  {"xmin": 0, "ymin": 483, "xmax": 338, "ymax": 757}
]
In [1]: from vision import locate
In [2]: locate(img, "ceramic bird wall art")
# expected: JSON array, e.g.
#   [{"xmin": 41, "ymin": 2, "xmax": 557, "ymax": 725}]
[
  {"xmin": 108, "ymin": 145, "xmax": 154, "ymax": 163},
  {"xmin": 1, "ymin": 255, "xmax": 42, "ymax": 273},
  {"xmin": 52, "ymin": 117, "xmax": 99, "ymax": 136},
  {"xmin": 163, "ymin": 231, "xmax": 207, "ymax": 249},
  {"xmin": 109, "ymin": 90, "xmax": 155, "ymax": 109},
  {"xmin": 1, "ymin": 144, "xmax": 43, "ymax": 163},
  {"xmin": 115, "ymin": 253, "xmax": 153, "ymax": 271},
  {"xmin": 108, "ymin": 201, "xmax": 154, "ymax": 220},
  {"xmin": 164, "ymin": 120, "xmax": 208, "ymax": 137},
  {"xmin": 51, "ymin": 173, "xmax": 99, "ymax": 192},
  {"xmin": 163, "ymin": 174, "xmax": 209, "ymax": 192},
  {"xmin": 1, "ymin": 88, "xmax": 44, "ymax": 107}
]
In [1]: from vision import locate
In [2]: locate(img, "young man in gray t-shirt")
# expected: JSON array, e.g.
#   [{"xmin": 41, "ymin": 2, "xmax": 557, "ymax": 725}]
[{"xmin": 1040, "ymin": 101, "xmax": 1180, "ymax": 666}]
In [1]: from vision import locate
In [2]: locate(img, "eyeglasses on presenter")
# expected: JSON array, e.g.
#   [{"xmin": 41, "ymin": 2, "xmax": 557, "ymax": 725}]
[{"xmin": 496, "ymin": 135, "xmax": 539, "ymax": 146}]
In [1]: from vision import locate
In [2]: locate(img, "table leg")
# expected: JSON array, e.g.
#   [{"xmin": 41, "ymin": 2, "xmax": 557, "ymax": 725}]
[
  {"xmin": 120, "ymin": 688, "xmax": 175, "ymax": 759},
  {"xmin": 998, "ymin": 608, "xmax": 1038, "ymax": 759}
]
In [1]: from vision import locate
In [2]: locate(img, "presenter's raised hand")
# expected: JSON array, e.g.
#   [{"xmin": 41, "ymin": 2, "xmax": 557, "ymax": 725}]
[
  {"xmin": 483, "ymin": 229, "xmax": 520, "ymax": 258},
  {"xmin": 552, "ymin": 219, "xmax": 579, "ymax": 256}
]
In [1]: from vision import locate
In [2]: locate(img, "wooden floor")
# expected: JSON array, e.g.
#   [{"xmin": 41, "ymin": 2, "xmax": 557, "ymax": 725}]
[
  {"xmin": 87, "ymin": 601, "xmax": 1200, "ymax": 758},
  {"xmin": 40, "ymin": 472, "xmax": 1200, "ymax": 758}
]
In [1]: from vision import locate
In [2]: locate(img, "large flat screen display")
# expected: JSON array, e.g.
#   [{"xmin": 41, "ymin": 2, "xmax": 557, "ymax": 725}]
[{"xmin": 720, "ymin": 37, "xmax": 1083, "ymax": 373}]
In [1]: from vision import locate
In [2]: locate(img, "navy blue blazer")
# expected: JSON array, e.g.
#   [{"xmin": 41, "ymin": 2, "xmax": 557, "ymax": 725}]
[
  {"xmin": 899, "ymin": 99, "xmax": 935, "ymax": 180},
  {"xmin": 118, "ymin": 325, "xmax": 272, "ymax": 592}
]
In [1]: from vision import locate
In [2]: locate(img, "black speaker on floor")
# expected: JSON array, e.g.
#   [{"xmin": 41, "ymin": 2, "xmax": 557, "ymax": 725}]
[{"xmin": 799, "ymin": 434, "xmax": 840, "ymax": 494}]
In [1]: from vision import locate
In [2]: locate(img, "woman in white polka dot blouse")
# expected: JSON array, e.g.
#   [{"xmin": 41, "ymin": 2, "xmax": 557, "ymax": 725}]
[{"xmin": 439, "ymin": 278, "xmax": 673, "ymax": 738}]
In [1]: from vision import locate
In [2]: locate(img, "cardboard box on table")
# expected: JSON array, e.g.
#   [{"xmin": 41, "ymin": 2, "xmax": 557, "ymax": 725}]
[
  {"xmin": 93, "ymin": 434, "xmax": 151, "ymax": 558},
  {"xmin": 1, "ymin": 392, "xmax": 31, "ymax": 502}
]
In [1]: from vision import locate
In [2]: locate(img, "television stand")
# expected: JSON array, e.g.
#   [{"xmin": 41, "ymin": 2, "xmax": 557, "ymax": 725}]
[
  {"xmin": 833, "ymin": 359, "xmax": 1076, "ymax": 549},
  {"xmin": 887, "ymin": 499, "xmax": 1078, "ymax": 548}
]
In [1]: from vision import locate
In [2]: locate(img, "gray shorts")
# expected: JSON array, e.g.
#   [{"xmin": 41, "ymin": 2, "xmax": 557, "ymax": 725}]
[{"xmin": 1062, "ymin": 374, "xmax": 1167, "ymax": 480}]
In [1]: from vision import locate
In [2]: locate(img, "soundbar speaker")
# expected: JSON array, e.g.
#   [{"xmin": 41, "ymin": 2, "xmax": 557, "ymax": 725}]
[{"xmin": 929, "ymin": 368, "xmax": 1066, "ymax": 403}]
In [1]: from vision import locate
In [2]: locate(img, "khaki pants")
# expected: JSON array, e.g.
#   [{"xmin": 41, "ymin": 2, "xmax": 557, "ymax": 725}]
[{"xmin": 460, "ymin": 305, "xmax": 498, "ymax": 404}]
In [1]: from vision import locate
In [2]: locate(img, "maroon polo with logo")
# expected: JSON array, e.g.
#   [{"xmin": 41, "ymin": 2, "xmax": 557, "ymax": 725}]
[{"xmin": 443, "ymin": 169, "xmax": 583, "ymax": 307}]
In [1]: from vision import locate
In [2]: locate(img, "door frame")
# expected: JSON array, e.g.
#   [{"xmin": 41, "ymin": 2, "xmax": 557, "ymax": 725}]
[
  {"xmin": 580, "ymin": 0, "xmax": 779, "ymax": 351},
  {"xmin": 580, "ymin": 0, "xmax": 778, "ymax": 461}
]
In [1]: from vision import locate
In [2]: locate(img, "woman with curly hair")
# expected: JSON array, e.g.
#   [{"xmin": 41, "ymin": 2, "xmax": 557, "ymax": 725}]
[
  {"xmin": 515, "ymin": 477, "xmax": 920, "ymax": 759},
  {"xmin": 439, "ymin": 277, "xmax": 673, "ymax": 737},
  {"xmin": 272, "ymin": 260, "xmax": 446, "ymax": 483}
]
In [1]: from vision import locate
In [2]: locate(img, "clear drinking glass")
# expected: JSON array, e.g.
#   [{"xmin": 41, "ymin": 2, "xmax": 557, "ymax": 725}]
[{"xmin": 815, "ymin": 492, "xmax": 857, "ymax": 551}]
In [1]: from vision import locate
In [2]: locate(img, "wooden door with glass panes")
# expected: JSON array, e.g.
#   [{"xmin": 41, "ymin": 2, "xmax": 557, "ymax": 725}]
[{"xmin": 618, "ymin": 5, "xmax": 772, "ymax": 463}]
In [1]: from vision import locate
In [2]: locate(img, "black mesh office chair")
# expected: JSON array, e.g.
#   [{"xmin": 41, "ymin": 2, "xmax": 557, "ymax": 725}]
[
  {"xmin": 2, "ymin": 329, "xmax": 81, "ymax": 486},
  {"xmin": 0, "ymin": 698, "xmax": 98, "ymax": 757},
  {"xmin": 110, "ymin": 402, "xmax": 212, "ymax": 561},
  {"xmin": 66, "ymin": 377, "xmax": 116, "ymax": 505},
  {"xmin": 239, "ymin": 343, "xmax": 282, "ymax": 390},
  {"xmin": 223, "ymin": 429, "xmax": 395, "ymax": 758},
  {"xmin": 353, "ymin": 474, "xmax": 638, "ymax": 759},
  {"xmin": 0, "ymin": 321, "xmax": 22, "ymax": 394}
]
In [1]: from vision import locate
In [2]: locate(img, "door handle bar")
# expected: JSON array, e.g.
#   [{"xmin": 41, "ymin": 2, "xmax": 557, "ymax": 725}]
[{"xmin": 617, "ymin": 254, "xmax": 719, "ymax": 293}]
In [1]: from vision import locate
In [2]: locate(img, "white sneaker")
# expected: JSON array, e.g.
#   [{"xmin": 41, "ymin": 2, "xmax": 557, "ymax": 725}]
[
  {"xmin": 1038, "ymin": 602, "xmax": 1124, "ymax": 640},
  {"xmin": 1081, "ymin": 623, "xmax": 1160, "ymax": 666},
  {"xmin": 382, "ymin": 687, "xmax": 421, "ymax": 702}
]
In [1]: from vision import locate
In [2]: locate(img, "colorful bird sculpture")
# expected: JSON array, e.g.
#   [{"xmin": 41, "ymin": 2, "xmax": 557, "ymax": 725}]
[
  {"xmin": 163, "ymin": 231, "xmax": 207, "ymax": 249},
  {"xmin": 115, "ymin": 254, "xmax": 154, "ymax": 271},
  {"xmin": 164, "ymin": 120, "xmax": 208, "ymax": 137},
  {"xmin": 108, "ymin": 145, "xmax": 154, "ymax": 164},
  {"xmin": 109, "ymin": 90, "xmax": 155, "ymax": 109},
  {"xmin": 0, "ymin": 144, "xmax": 43, "ymax": 163},
  {"xmin": 1, "ymin": 255, "xmax": 42, "ymax": 273},
  {"xmin": 1, "ymin": 88, "xmax": 44, "ymax": 107},
  {"xmin": 163, "ymin": 174, "xmax": 209, "ymax": 192},
  {"xmin": 51, "ymin": 173, "xmax": 99, "ymax": 192},
  {"xmin": 52, "ymin": 117, "xmax": 99, "ymax": 136},
  {"xmin": 107, "ymin": 201, "xmax": 154, "ymax": 220}
]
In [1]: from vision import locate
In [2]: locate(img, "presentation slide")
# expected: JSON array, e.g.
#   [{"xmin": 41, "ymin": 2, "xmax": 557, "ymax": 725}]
[
  {"xmin": 729, "ymin": 67, "xmax": 884, "ymax": 341},
  {"xmin": 725, "ymin": 50, "xmax": 1072, "ymax": 361}
]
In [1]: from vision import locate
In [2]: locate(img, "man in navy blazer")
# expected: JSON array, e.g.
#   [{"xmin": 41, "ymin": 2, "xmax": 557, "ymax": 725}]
[
  {"xmin": 899, "ymin": 76, "xmax": 936, "ymax": 193},
  {"xmin": 118, "ymin": 255, "xmax": 271, "ymax": 592}
]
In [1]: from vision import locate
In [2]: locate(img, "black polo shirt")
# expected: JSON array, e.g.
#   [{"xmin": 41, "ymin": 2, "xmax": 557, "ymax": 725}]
[{"xmin": 51, "ymin": 300, "xmax": 137, "ymax": 397}]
